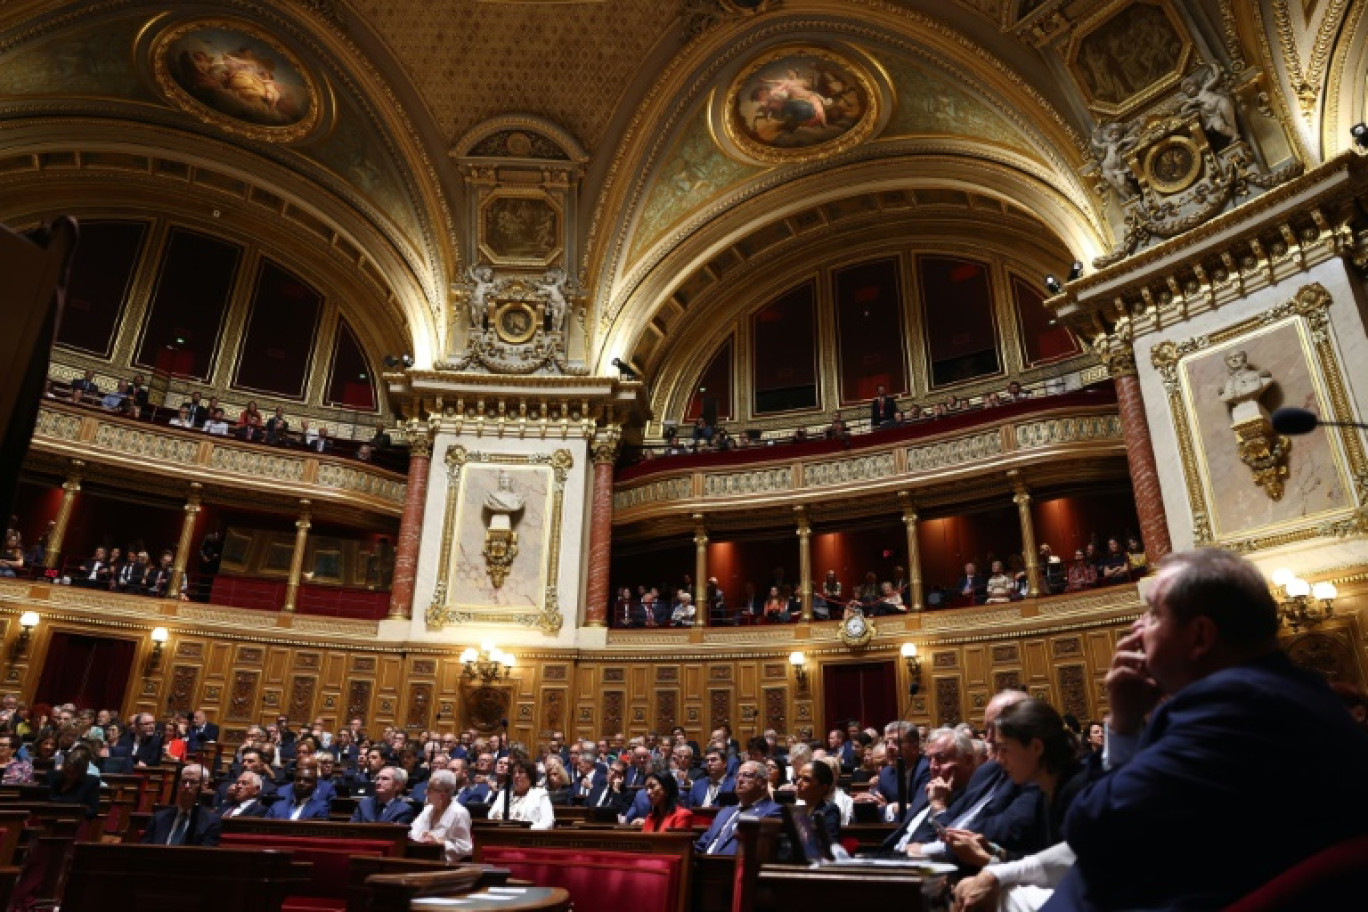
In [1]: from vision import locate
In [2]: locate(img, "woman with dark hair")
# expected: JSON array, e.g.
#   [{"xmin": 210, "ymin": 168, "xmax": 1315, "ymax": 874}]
[
  {"xmin": 763, "ymin": 756, "xmax": 787, "ymax": 797},
  {"xmin": 640, "ymin": 772, "xmax": 693, "ymax": 832},
  {"xmin": 47, "ymin": 747, "xmax": 100, "ymax": 819},
  {"xmin": 950, "ymin": 699, "xmax": 1086, "ymax": 911},
  {"xmin": 793, "ymin": 761, "xmax": 840, "ymax": 843},
  {"xmin": 487, "ymin": 757, "xmax": 553, "ymax": 830}
]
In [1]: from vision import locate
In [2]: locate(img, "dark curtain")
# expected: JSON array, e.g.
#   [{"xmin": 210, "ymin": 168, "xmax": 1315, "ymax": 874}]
[
  {"xmin": 35, "ymin": 632, "xmax": 136, "ymax": 712},
  {"xmin": 822, "ymin": 660, "xmax": 898, "ymax": 733}
]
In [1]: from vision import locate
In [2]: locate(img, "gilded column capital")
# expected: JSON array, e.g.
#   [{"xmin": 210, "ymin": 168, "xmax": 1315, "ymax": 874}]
[
  {"xmin": 592, "ymin": 430, "xmax": 621, "ymax": 465},
  {"xmin": 1095, "ymin": 337, "xmax": 1138, "ymax": 378},
  {"xmin": 407, "ymin": 423, "xmax": 434, "ymax": 460}
]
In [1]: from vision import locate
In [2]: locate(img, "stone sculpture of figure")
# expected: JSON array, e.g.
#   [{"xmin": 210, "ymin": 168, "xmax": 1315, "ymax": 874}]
[
  {"xmin": 467, "ymin": 265, "xmax": 498, "ymax": 331},
  {"xmin": 1091, "ymin": 122, "xmax": 1138, "ymax": 198},
  {"xmin": 1218, "ymin": 350, "xmax": 1273, "ymax": 423},
  {"xmin": 539, "ymin": 268, "xmax": 569, "ymax": 335},
  {"xmin": 1180, "ymin": 67, "xmax": 1239, "ymax": 142},
  {"xmin": 483, "ymin": 470, "xmax": 525, "ymax": 532}
]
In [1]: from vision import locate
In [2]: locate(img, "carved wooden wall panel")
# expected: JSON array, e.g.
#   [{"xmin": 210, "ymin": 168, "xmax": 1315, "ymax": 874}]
[
  {"xmin": 1056, "ymin": 664, "xmax": 1089, "ymax": 723},
  {"xmin": 602, "ymin": 691, "xmax": 624, "ymax": 734},
  {"xmin": 655, "ymin": 689, "xmax": 678, "ymax": 733},
  {"xmin": 407, "ymin": 682, "xmax": 433, "ymax": 728},
  {"xmin": 935, "ymin": 676, "xmax": 963, "ymax": 726},
  {"xmin": 289, "ymin": 675, "xmax": 316, "ymax": 723},
  {"xmin": 226, "ymin": 671, "xmax": 259, "ymax": 722},
  {"xmin": 168, "ymin": 665, "xmax": 198, "ymax": 715}
]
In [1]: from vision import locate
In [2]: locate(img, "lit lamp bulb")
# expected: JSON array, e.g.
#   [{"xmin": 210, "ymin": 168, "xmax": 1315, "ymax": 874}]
[
  {"xmin": 459, "ymin": 647, "xmax": 478, "ymax": 664},
  {"xmin": 1312, "ymin": 582, "xmax": 1338, "ymax": 601},
  {"xmin": 900, "ymin": 642, "xmax": 918, "ymax": 659},
  {"xmin": 1271, "ymin": 568, "xmax": 1296, "ymax": 588},
  {"xmin": 1285, "ymin": 578, "xmax": 1311, "ymax": 598},
  {"xmin": 788, "ymin": 651, "xmax": 805, "ymax": 668},
  {"xmin": 501, "ymin": 653, "xmax": 515, "ymax": 670}
]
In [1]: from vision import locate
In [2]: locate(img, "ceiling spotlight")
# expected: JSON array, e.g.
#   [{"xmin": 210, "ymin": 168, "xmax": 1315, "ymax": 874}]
[
  {"xmin": 401, "ymin": 354, "xmax": 414, "ymax": 368},
  {"xmin": 1352, "ymin": 123, "xmax": 1368, "ymax": 150},
  {"xmin": 1067, "ymin": 260, "xmax": 1084, "ymax": 281},
  {"xmin": 611, "ymin": 357, "xmax": 639, "ymax": 380},
  {"xmin": 1044, "ymin": 274, "xmax": 1063, "ymax": 295}
]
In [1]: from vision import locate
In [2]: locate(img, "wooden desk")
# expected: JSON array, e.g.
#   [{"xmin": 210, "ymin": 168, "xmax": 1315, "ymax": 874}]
[
  {"xmin": 752, "ymin": 864, "xmax": 949, "ymax": 912},
  {"xmin": 413, "ymin": 886, "xmax": 569, "ymax": 911},
  {"xmin": 60, "ymin": 844, "xmax": 310, "ymax": 912}
]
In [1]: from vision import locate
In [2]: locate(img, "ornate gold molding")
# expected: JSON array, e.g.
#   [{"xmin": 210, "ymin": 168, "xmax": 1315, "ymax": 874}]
[
  {"xmin": 1149, "ymin": 282, "xmax": 1366, "ymax": 549},
  {"xmin": 426, "ymin": 445, "xmax": 573, "ymax": 634}
]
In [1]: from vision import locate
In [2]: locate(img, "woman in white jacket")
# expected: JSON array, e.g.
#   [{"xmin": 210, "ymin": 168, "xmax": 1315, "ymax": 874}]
[
  {"xmin": 487, "ymin": 758, "xmax": 555, "ymax": 830},
  {"xmin": 408, "ymin": 769, "xmax": 473, "ymax": 862}
]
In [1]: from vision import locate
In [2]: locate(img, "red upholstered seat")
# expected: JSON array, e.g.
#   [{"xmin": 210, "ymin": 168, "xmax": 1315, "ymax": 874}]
[
  {"xmin": 1223, "ymin": 834, "xmax": 1368, "ymax": 911},
  {"xmin": 480, "ymin": 846, "xmax": 684, "ymax": 912},
  {"xmin": 219, "ymin": 833, "xmax": 399, "ymax": 911}
]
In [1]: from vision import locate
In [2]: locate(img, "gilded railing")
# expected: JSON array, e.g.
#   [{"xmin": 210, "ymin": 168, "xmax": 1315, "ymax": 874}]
[
  {"xmin": 28, "ymin": 403, "xmax": 407, "ymax": 515},
  {"xmin": 613, "ymin": 400, "xmax": 1125, "ymax": 521}
]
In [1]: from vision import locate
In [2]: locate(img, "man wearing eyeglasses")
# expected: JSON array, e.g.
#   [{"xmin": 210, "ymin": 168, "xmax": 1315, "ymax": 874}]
[
  {"xmin": 143, "ymin": 764, "xmax": 220, "ymax": 845},
  {"xmin": 693, "ymin": 760, "xmax": 782, "ymax": 855}
]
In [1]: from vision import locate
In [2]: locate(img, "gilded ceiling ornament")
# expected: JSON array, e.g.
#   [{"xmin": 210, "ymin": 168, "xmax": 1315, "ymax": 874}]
[
  {"xmin": 150, "ymin": 17, "xmax": 324, "ymax": 144},
  {"xmin": 718, "ymin": 44, "xmax": 883, "ymax": 166}
]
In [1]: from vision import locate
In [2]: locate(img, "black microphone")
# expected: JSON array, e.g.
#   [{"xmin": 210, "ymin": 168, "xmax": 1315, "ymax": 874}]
[{"xmin": 1271, "ymin": 407, "xmax": 1368, "ymax": 435}]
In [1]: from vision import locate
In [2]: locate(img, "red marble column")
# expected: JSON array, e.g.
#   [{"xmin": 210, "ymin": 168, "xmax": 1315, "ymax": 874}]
[
  {"xmin": 1113, "ymin": 362, "xmax": 1173, "ymax": 561},
  {"xmin": 388, "ymin": 433, "xmax": 433, "ymax": 620},
  {"xmin": 584, "ymin": 439, "xmax": 617, "ymax": 627}
]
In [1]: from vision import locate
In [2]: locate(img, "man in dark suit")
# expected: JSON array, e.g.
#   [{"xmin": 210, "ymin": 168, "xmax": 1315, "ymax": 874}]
[
  {"xmin": 120, "ymin": 712, "xmax": 163, "ymax": 767},
  {"xmin": 1045, "ymin": 550, "xmax": 1368, "ymax": 911},
  {"xmin": 571, "ymin": 749, "xmax": 607, "ymax": 805},
  {"xmin": 446, "ymin": 759, "xmax": 490, "ymax": 807},
  {"xmin": 622, "ymin": 746, "xmax": 652, "ymax": 790},
  {"xmin": 880, "ymin": 727, "xmax": 976, "ymax": 853},
  {"xmin": 872, "ymin": 721, "xmax": 930, "ymax": 821},
  {"xmin": 687, "ymin": 749, "xmax": 736, "ymax": 809},
  {"xmin": 143, "ymin": 764, "xmax": 220, "ymax": 846},
  {"xmin": 268, "ymin": 757, "xmax": 331, "ymax": 820},
  {"xmin": 694, "ymin": 761, "xmax": 782, "ymax": 856},
  {"xmin": 218, "ymin": 770, "xmax": 272, "ymax": 819},
  {"xmin": 586, "ymin": 761, "xmax": 632, "ymax": 815},
  {"xmin": 956, "ymin": 562, "xmax": 988, "ymax": 606},
  {"xmin": 186, "ymin": 709, "xmax": 219, "ymax": 754},
  {"xmin": 902, "ymin": 690, "xmax": 1044, "ymax": 858},
  {"xmin": 870, "ymin": 384, "xmax": 897, "ymax": 428},
  {"xmin": 351, "ymin": 766, "xmax": 415, "ymax": 824}
]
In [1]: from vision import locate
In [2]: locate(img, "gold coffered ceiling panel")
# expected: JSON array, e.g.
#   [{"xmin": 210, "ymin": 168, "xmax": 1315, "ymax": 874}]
[{"xmin": 349, "ymin": 0, "xmax": 685, "ymax": 149}]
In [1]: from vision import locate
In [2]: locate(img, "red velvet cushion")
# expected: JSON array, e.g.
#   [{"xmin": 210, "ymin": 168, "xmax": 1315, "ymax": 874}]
[
  {"xmin": 479, "ymin": 847, "xmax": 683, "ymax": 912},
  {"xmin": 1224, "ymin": 834, "xmax": 1368, "ymax": 911},
  {"xmin": 281, "ymin": 899, "xmax": 346, "ymax": 912},
  {"xmin": 219, "ymin": 835, "xmax": 395, "ymax": 899}
]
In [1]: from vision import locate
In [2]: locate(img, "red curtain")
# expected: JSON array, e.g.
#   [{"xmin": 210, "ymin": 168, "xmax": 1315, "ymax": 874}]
[
  {"xmin": 34, "ymin": 632, "xmax": 136, "ymax": 712},
  {"xmin": 822, "ymin": 660, "xmax": 898, "ymax": 733}
]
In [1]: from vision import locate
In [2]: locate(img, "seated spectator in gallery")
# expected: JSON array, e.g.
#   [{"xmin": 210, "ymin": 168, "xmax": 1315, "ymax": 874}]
[
  {"xmin": 763, "ymin": 586, "xmax": 788, "ymax": 624},
  {"xmin": 1065, "ymin": 549, "xmax": 1096, "ymax": 591},
  {"xmin": 791, "ymin": 427, "xmax": 809, "ymax": 444},
  {"xmin": 265, "ymin": 407, "xmax": 290, "ymax": 445},
  {"xmin": 147, "ymin": 550, "xmax": 183, "ymax": 598},
  {"xmin": 906, "ymin": 404, "xmax": 923, "ymax": 421},
  {"xmin": 872, "ymin": 581, "xmax": 907, "ymax": 615},
  {"xmin": 238, "ymin": 401, "xmax": 264, "ymax": 441},
  {"xmin": 713, "ymin": 427, "xmax": 734, "ymax": 451},
  {"xmin": 690, "ymin": 417, "xmax": 714, "ymax": 446},
  {"xmin": 1006, "ymin": 380, "xmax": 1030, "ymax": 400},
  {"xmin": 127, "ymin": 373, "xmax": 150, "ymax": 418},
  {"xmin": 825, "ymin": 412, "xmax": 850, "ymax": 442},
  {"xmin": 369, "ymin": 422, "xmax": 393, "ymax": 450},
  {"xmin": 183, "ymin": 393, "xmax": 208, "ymax": 427},
  {"xmin": 984, "ymin": 560, "xmax": 1015, "ymax": 604},
  {"xmin": 613, "ymin": 587, "xmax": 636, "ymax": 627},
  {"xmin": 0, "ymin": 531, "xmax": 23, "ymax": 578},
  {"xmin": 670, "ymin": 591, "xmax": 696, "ymax": 627},
  {"xmin": 957, "ymin": 562, "xmax": 988, "ymax": 605},
  {"xmin": 311, "ymin": 426, "xmax": 332, "ymax": 454},
  {"xmin": 100, "ymin": 379, "xmax": 129, "ymax": 411},
  {"xmin": 203, "ymin": 408, "xmax": 230, "ymax": 436},
  {"xmin": 356, "ymin": 443, "xmax": 375, "ymax": 463},
  {"xmin": 69, "ymin": 369, "xmax": 100, "ymax": 404},
  {"xmin": 1125, "ymin": 535, "xmax": 1147, "ymax": 578},
  {"xmin": 1038, "ymin": 543, "xmax": 1065, "ymax": 594},
  {"xmin": 870, "ymin": 384, "xmax": 897, "ymax": 428},
  {"xmin": 168, "ymin": 405, "xmax": 195, "ymax": 428},
  {"xmin": 1098, "ymin": 537, "xmax": 1129, "ymax": 585},
  {"xmin": 74, "ymin": 547, "xmax": 108, "ymax": 589}
]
